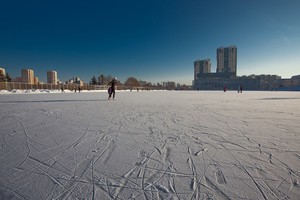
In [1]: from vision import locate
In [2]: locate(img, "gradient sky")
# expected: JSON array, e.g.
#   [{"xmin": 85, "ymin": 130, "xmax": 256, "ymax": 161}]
[{"xmin": 1, "ymin": 0, "xmax": 299, "ymax": 85}]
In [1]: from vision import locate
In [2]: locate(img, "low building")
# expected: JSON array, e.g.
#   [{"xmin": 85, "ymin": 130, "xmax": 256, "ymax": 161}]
[
  {"xmin": 66, "ymin": 77, "xmax": 84, "ymax": 86},
  {"xmin": 278, "ymin": 75, "xmax": 300, "ymax": 91},
  {"xmin": 163, "ymin": 81, "xmax": 176, "ymax": 90},
  {"xmin": 13, "ymin": 77, "xmax": 23, "ymax": 82},
  {"xmin": 194, "ymin": 74, "xmax": 282, "ymax": 91}
]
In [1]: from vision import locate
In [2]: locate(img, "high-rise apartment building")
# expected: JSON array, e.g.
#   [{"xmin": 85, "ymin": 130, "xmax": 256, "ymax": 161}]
[
  {"xmin": 194, "ymin": 59, "xmax": 211, "ymax": 80},
  {"xmin": 0, "ymin": 68, "xmax": 6, "ymax": 76},
  {"xmin": 47, "ymin": 71, "xmax": 58, "ymax": 84},
  {"xmin": 34, "ymin": 77, "xmax": 39, "ymax": 84},
  {"xmin": 22, "ymin": 69, "xmax": 34, "ymax": 84},
  {"xmin": 216, "ymin": 46, "xmax": 237, "ymax": 75}
]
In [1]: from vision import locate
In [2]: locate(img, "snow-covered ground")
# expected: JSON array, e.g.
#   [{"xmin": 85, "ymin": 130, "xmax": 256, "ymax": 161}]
[
  {"xmin": 0, "ymin": 90, "xmax": 299, "ymax": 200},
  {"xmin": 0, "ymin": 89, "xmax": 121, "ymax": 94}
]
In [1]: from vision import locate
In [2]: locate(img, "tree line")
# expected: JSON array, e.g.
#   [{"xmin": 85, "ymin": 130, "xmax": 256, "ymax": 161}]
[
  {"xmin": 0, "ymin": 71, "xmax": 12, "ymax": 82},
  {"xmin": 89, "ymin": 74, "xmax": 152, "ymax": 88},
  {"xmin": 89, "ymin": 74, "xmax": 191, "ymax": 90}
]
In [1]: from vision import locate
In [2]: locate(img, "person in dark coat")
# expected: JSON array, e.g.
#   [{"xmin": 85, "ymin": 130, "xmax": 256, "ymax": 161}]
[
  {"xmin": 240, "ymin": 85, "xmax": 243, "ymax": 93},
  {"xmin": 108, "ymin": 77, "xmax": 117, "ymax": 100},
  {"xmin": 223, "ymin": 85, "xmax": 227, "ymax": 92}
]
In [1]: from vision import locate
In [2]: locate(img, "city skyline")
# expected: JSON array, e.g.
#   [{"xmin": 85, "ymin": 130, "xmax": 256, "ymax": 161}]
[{"xmin": 1, "ymin": 0, "xmax": 300, "ymax": 85}]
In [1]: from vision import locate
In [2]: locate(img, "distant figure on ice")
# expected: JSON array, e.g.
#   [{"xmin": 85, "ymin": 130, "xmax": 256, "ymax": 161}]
[
  {"xmin": 78, "ymin": 86, "xmax": 81, "ymax": 93},
  {"xmin": 223, "ymin": 85, "xmax": 227, "ymax": 92},
  {"xmin": 61, "ymin": 86, "xmax": 65, "ymax": 93},
  {"xmin": 238, "ymin": 85, "xmax": 243, "ymax": 93},
  {"xmin": 108, "ymin": 77, "xmax": 117, "ymax": 100},
  {"xmin": 240, "ymin": 85, "xmax": 243, "ymax": 93}
]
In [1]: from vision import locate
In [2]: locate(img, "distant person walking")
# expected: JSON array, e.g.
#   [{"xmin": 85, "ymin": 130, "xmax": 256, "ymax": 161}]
[
  {"xmin": 108, "ymin": 77, "xmax": 117, "ymax": 100},
  {"xmin": 223, "ymin": 85, "xmax": 227, "ymax": 92},
  {"xmin": 238, "ymin": 85, "xmax": 243, "ymax": 93},
  {"xmin": 240, "ymin": 85, "xmax": 243, "ymax": 93}
]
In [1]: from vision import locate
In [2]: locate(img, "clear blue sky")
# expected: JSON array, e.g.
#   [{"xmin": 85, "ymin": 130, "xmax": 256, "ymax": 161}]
[{"xmin": 1, "ymin": 0, "xmax": 299, "ymax": 85}]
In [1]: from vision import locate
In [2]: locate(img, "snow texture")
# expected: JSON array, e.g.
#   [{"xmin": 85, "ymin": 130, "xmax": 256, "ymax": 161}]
[{"xmin": 0, "ymin": 90, "xmax": 300, "ymax": 200}]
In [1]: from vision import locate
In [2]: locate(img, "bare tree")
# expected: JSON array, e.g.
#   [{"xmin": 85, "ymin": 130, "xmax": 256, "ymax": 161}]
[
  {"xmin": 124, "ymin": 77, "xmax": 140, "ymax": 87},
  {"xmin": 90, "ymin": 76, "xmax": 97, "ymax": 85},
  {"xmin": 0, "ymin": 71, "xmax": 6, "ymax": 82}
]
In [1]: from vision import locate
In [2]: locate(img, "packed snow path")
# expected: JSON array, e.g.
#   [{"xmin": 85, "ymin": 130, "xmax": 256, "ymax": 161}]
[{"xmin": 0, "ymin": 91, "xmax": 300, "ymax": 200}]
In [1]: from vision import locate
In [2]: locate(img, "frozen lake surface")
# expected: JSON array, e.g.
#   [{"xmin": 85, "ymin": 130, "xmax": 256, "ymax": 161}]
[{"xmin": 0, "ymin": 91, "xmax": 300, "ymax": 199}]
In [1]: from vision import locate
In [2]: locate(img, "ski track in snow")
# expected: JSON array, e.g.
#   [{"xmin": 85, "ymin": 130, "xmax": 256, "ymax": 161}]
[{"xmin": 0, "ymin": 91, "xmax": 300, "ymax": 199}]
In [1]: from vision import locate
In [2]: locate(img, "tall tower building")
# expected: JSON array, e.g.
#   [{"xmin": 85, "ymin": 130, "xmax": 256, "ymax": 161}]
[
  {"xmin": 216, "ymin": 46, "xmax": 237, "ymax": 75},
  {"xmin": 47, "ymin": 71, "xmax": 58, "ymax": 84},
  {"xmin": 194, "ymin": 59, "xmax": 211, "ymax": 80},
  {"xmin": 34, "ymin": 77, "xmax": 39, "ymax": 84},
  {"xmin": 22, "ymin": 69, "xmax": 34, "ymax": 84},
  {"xmin": 0, "ymin": 68, "xmax": 6, "ymax": 76}
]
